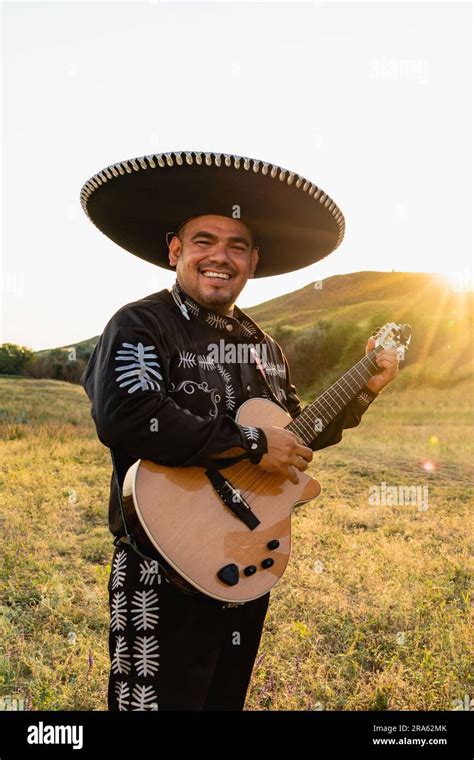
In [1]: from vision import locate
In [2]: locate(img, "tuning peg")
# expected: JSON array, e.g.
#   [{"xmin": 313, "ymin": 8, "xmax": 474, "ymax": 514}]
[
  {"xmin": 401, "ymin": 324, "xmax": 412, "ymax": 344},
  {"xmin": 400, "ymin": 325, "xmax": 411, "ymax": 348}
]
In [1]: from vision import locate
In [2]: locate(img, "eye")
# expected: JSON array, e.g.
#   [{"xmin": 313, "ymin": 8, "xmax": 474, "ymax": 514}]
[{"xmin": 195, "ymin": 240, "xmax": 211, "ymax": 246}]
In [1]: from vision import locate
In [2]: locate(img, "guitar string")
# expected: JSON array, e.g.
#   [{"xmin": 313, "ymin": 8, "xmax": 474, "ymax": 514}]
[
  {"xmin": 205, "ymin": 349, "xmax": 378, "ymax": 503},
  {"xmin": 239, "ymin": 392, "xmax": 379, "ymax": 503},
  {"xmin": 233, "ymin": 351, "xmax": 381, "ymax": 504},
  {"xmin": 241, "ymin": 355, "xmax": 380, "ymax": 500}
]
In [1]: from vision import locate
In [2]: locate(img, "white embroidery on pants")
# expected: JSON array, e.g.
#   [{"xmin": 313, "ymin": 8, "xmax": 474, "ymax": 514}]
[
  {"xmin": 111, "ymin": 636, "xmax": 131, "ymax": 675},
  {"xmin": 131, "ymin": 684, "xmax": 159, "ymax": 710},
  {"xmin": 110, "ymin": 591, "xmax": 127, "ymax": 632},
  {"xmin": 111, "ymin": 550, "xmax": 127, "ymax": 589},
  {"xmin": 131, "ymin": 589, "xmax": 160, "ymax": 631},
  {"xmin": 133, "ymin": 636, "xmax": 160, "ymax": 677}
]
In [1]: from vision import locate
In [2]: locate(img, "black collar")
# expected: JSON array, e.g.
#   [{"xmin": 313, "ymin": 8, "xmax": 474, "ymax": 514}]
[{"xmin": 171, "ymin": 280, "xmax": 265, "ymax": 344}]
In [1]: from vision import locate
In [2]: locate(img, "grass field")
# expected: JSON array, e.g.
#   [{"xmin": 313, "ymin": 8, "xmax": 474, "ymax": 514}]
[{"xmin": 0, "ymin": 376, "xmax": 473, "ymax": 711}]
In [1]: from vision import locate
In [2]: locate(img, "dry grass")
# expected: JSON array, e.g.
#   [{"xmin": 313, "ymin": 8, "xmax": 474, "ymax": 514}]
[{"xmin": 0, "ymin": 377, "xmax": 473, "ymax": 710}]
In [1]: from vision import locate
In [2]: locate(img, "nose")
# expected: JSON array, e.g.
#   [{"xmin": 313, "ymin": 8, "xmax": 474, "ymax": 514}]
[{"xmin": 206, "ymin": 243, "xmax": 232, "ymax": 264}]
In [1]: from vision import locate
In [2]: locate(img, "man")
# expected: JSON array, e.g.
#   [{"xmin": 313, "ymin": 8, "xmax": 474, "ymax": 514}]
[{"xmin": 80, "ymin": 151, "xmax": 399, "ymax": 711}]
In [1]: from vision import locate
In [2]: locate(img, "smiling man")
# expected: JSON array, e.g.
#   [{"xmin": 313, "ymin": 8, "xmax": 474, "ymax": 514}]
[
  {"xmin": 170, "ymin": 214, "xmax": 259, "ymax": 316},
  {"xmin": 80, "ymin": 151, "xmax": 399, "ymax": 711}
]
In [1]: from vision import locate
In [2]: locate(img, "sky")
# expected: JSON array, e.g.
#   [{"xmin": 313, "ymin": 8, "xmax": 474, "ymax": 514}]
[{"xmin": 1, "ymin": 1, "xmax": 472, "ymax": 351}]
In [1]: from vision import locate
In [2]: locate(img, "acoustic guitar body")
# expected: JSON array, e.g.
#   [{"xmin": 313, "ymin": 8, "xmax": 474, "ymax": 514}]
[{"xmin": 122, "ymin": 397, "xmax": 321, "ymax": 603}]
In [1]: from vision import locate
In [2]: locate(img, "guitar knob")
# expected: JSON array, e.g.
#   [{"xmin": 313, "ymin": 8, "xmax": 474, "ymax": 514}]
[
  {"xmin": 261, "ymin": 558, "xmax": 274, "ymax": 569},
  {"xmin": 267, "ymin": 539, "xmax": 280, "ymax": 550},
  {"xmin": 217, "ymin": 564, "xmax": 240, "ymax": 586},
  {"xmin": 244, "ymin": 565, "xmax": 257, "ymax": 576}
]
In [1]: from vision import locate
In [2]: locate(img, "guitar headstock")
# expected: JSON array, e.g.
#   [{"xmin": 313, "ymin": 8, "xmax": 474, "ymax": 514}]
[{"xmin": 371, "ymin": 322, "xmax": 412, "ymax": 361}]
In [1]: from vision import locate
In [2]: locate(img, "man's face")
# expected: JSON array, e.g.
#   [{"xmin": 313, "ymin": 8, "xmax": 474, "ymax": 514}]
[{"xmin": 168, "ymin": 215, "xmax": 259, "ymax": 313}]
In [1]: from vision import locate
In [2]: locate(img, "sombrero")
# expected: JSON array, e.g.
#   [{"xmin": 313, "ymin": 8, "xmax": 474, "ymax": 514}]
[{"xmin": 79, "ymin": 150, "xmax": 345, "ymax": 278}]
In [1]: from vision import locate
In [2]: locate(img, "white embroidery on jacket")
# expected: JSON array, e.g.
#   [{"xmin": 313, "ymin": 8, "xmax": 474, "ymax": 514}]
[
  {"xmin": 225, "ymin": 384, "xmax": 236, "ymax": 411},
  {"xmin": 168, "ymin": 379, "xmax": 221, "ymax": 418},
  {"xmin": 206, "ymin": 313, "xmax": 229, "ymax": 330},
  {"xmin": 241, "ymin": 425, "xmax": 260, "ymax": 442},
  {"xmin": 262, "ymin": 361, "xmax": 286, "ymax": 378},
  {"xmin": 216, "ymin": 364, "xmax": 232, "ymax": 384},
  {"xmin": 184, "ymin": 298, "xmax": 200, "ymax": 317},
  {"xmin": 216, "ymin": 363, "xmax": 236, "ymax": 412},
  {"xmin": 114, "ymin": 342, "xmax": 162, "ymax": 393},
  {"xmin": 239, "ymin": 318, "xmax": 258, "ymax": 338},
  {"xmin": 197, "ymin": 354, "xmax": 216, "ymax": 371},
  {"xmin": 356, "ymin": 391, "xmax": 374, "ymax": 407},
  {"xmin": 178, "ymin": 350, "xmax": 197, "ymax": 368}
]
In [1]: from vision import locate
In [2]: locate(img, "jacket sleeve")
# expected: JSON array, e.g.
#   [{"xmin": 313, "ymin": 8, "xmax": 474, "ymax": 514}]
[
  {"xmin": 281, "ymin": 355, "xmax": 378, "ymax": 451},
  {"xmin": 80, "ymin": 309, "xmax": 267, "ymax": 467}
]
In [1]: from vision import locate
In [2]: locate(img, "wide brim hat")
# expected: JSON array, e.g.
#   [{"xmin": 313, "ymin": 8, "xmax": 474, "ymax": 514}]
[{"xmin": 79, "ymin": 151, "xmax": 345, "ymax": 278}]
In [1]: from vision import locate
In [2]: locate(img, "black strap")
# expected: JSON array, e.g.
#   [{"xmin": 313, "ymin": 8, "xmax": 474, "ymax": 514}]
[{"xmin": 205, "ymin": 468, "xmax": 261, "ymax": 530}]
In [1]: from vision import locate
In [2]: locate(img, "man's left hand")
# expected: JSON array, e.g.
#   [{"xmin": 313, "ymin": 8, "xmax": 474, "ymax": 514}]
[{"xmin": 364, "ymin": 336, "xmax": 399, "ymax": 394}]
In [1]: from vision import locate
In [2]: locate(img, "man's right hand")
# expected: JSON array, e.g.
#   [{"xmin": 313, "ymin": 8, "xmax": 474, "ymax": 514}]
[{"xmin": 257, "ymin": 426, "xmax": 313, "ymax": 484}]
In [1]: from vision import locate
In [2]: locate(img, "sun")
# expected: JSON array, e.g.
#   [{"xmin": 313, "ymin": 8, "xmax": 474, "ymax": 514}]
[{"xmin": 436, "ymin": 268, "xmax": 473, "ymax": 293}]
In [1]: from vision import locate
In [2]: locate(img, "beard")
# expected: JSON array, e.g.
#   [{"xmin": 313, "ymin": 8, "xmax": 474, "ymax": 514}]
[
  {"xmin": 196, "ymin": 284, "xmax": 233, "ymax": 308},
  {"xmin": 176, "ymin": 259, "xmax": 241, "ymax": 314}
]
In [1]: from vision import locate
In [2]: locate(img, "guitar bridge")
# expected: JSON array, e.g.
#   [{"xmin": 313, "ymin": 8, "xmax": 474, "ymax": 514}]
[{"xmin": 205, "ymin": 469, "xmax": 261, "ymax": 530}]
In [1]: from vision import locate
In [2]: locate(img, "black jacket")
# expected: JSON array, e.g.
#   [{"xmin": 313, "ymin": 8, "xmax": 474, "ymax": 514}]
[{"xmin": 81, "ymin": 280, "xmax": 377, "ymax": 536}]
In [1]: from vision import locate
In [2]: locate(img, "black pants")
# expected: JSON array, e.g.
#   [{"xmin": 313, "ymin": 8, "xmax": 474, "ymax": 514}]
[{"xmin": 107, "ymin": 542, "xmax": 270, "ymax": 711}]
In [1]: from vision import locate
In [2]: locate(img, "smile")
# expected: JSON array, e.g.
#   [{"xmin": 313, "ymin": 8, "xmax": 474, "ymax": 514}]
[{"xmin": 200, "ymin": 270, "xmax": 231, "ymax": 281}]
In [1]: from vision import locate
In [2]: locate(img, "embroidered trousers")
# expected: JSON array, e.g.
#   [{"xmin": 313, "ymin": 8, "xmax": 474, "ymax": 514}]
[{"xmin": 107, "ymin": 541, "xmax": 270, "ymax": 711}]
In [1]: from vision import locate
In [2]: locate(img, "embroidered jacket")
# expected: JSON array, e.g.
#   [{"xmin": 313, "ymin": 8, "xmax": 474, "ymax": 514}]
[{"xmin": 81, "ymin": 280, "xmax": 378, "ymax": 536}]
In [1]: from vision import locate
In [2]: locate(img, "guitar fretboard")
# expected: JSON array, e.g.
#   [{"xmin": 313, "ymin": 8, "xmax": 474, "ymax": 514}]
[{"xmin": 285, "ymin": 346, "xmax": 383, "ymax": 445}]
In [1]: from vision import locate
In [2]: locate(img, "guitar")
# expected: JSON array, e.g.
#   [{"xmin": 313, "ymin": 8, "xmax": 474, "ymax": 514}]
[{"xmin": 122, "ymin": 322, "xmax": 411, "ymax": 603}]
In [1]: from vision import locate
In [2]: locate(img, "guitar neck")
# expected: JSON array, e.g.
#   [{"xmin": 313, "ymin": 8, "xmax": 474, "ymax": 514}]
[{"xmin": 285, "ymin": 346, "xmax": 383, "ymax": 445}]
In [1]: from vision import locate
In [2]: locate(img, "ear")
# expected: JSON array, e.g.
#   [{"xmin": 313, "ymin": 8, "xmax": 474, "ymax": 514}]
[
  {"xmin": 168, "ymin": 235, "xmax": 181, "ymax": 267},
  {"xmin": 249, "ymin": 247, "xmax": 259, "ymax": 278}
]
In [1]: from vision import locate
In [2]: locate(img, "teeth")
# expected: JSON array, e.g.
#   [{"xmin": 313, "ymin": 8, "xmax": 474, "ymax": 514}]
[{"xmin": 202, "ymin": 271, "xmax": 230, "ymax": 280}]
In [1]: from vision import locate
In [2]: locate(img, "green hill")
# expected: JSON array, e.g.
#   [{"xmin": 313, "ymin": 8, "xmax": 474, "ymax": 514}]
[
  {"xmin": 35, "ymin": 336, "xmax": 100, "ymax": 360},
  {"xmin": 246, "ymin": 270, "xmax": 468, "ymax": 330},
  {"xmin": 244, "ymin": 271, "xmax": 474, "ymax": 394}
]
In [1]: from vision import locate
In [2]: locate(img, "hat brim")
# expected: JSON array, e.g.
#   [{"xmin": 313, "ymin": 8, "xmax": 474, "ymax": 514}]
[{"xmin": 80, "ymin": 151, "xmax": 345, "ymax": 278}]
